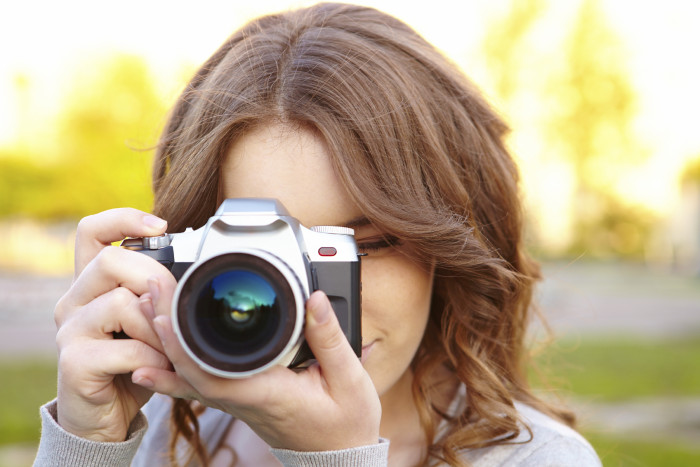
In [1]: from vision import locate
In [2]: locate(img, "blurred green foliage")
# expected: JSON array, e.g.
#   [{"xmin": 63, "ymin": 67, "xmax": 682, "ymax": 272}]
[
  {"xmin": 588, "ymin": 433, "xmax": 700, "ymax": 467},
  {"xmin": 4, "ymin": 337, "xmax": 700, "ymax": 466},
  {"xmin": 482, "ymin": 0, "xmax": 546, "ymax": 101},
  {"xmin": 0, "ymin": 0, "xmax": 681, "ymax": 260},
  {"xmin": 484, "ymin": 0, "xmax": 656, "ymax": 259},
  {"xmin": 681, "ymin": 156, "xmax": 700, "ymax": 185},
  {"xmin": 0, "ymin": 359, "xmax": 56, "ymax": 445},
  {"xmin": 530, "ymin": 336, "xmax": 700, "ymax": 466},
  {"xmin": 551, "ymin": 0, "xmax": 654, "ymax": 260},
  {"xmin": 0, "ymin": 54, "xmax": 167, "ymax": 219}
]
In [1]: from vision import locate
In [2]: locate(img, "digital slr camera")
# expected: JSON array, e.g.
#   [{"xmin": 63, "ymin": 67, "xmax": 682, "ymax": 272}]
[{"xmin": 122, "ymin": 198, "xmax": 362, "ymax": 378}]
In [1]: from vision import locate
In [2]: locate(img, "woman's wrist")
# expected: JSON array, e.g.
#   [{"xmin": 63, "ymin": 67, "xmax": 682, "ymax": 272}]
[
  {"xmin": 35, "ymin": 399, "xmax": 148, "ymax": 467},
  {"xmin": 45, "ymin": 399, "xmax": 147, "ymax": 442}
]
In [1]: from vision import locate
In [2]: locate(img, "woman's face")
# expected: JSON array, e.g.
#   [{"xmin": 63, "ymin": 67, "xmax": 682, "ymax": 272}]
[{"xmin": 221, "ymin": 123, "xmax": 434, "ymax": 398}]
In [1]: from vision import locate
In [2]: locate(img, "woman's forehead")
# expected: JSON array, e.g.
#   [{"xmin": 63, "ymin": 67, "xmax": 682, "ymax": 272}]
[{"xmin": 221, "ymin": 124, "xmax": 362, "ymax": 228}]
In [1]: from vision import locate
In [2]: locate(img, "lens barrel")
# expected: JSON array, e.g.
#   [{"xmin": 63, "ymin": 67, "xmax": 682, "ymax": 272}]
[{"xmin": 173, "ymin": 251, "xmax": 305, "ymax": 377}]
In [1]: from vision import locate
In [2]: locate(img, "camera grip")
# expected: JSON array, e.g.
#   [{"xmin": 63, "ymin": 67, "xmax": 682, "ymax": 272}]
[
  {"xmin": 313, "ymin": 261, "xmax": 362, "ymax": 357},
  {"xmin": 288, "ymin": 260, "xmax": 361, "ymax": 369}
]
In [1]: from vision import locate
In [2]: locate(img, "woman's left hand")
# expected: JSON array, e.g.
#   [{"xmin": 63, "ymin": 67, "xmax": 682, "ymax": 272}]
[{"xmin": 132, "ymin": 272, "xmax": 381, "ymax": 452}]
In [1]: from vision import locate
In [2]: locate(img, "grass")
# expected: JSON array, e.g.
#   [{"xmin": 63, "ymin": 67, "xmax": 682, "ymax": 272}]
[
  {"xmin": 2, "ymin": 338, "xmax": 699, "ymax": 467},
  {"xmin": 531, "ymin": 335, "xmax": 700, "ymax": 400},
  {"xmin": 0, "ymin": 359, "xmax": 56, "ymax": 445},
  {"xmin": 585, "ymin": 432, "xmax": 700, "ymax": 467},
  {"xmin": 531, "ymin": 335, "xmax": 700, "ymax": 466}
]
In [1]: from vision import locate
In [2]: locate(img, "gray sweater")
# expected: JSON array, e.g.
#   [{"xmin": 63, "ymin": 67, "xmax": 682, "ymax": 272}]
[{"xmin": 34, "ymin": 386, "xmax": 600, "ymax": 466}]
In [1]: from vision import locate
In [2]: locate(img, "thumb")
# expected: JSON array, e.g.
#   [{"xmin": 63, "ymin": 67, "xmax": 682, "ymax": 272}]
[{"xmin": 304, "ymin": 291, "xmax": 363, "ymax": 388}]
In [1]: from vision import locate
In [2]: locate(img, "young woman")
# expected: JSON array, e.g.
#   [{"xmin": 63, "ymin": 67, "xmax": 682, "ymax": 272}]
[{"xmin": 35, "ymin": 3, "xmax": 600, "ymax": 466}]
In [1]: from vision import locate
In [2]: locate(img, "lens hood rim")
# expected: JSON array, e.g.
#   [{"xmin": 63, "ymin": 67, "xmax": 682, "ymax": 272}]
[{"xmin": 171, "ymin": 248, "xmax": 306, "ymax": 378}]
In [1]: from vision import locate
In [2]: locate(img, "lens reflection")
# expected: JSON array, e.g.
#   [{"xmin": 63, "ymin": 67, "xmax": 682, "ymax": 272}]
[{"xmin": 195, "ymin": 269, "xmax": 281, "ymax": 354}]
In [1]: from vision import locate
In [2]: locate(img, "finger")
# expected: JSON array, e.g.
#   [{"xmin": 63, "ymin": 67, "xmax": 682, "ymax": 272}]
[
  {"xmin": 132, "ymin": 367, "xmax": 197, "ymax": 400},
  {"xmin": 57, "ymin": 287, "xmax": 163, "ymax": 353},
  {"xmin": 148, "ymin": 275, "xmax": 212, "ymax": 386},
  {"xmin": 67, "ymin": 246, "xmax": 170, "ymax": 308},
  {"xmin": 137, "ymin": 294, "xmax": 165, "ymax": 354},
  {"xmin": 148, "ymin": 275, "xmax": 294, "ymax": 403},
  {"xmin": 75, "ymin": 208, "xmax": 167, "ymax": 279},
  {"xmin": 150, "ymin": 313, "xmax": 217, "ymax": 386},
  {"xmin": 147, "ymin": 274, "xmax": 177, "ymax": 320},
  {"xmin": 148, "ymin": 274, "xmax": 219, "ymax": 385},
  {"xmin": 139, "ymin": 293, "xmax": 155, "ymax": 321},
  {"xmin": 303, "ymin": 291, "xmax": 366, "ymax": 391},
  {"xmin": 60, "ymin": 338, "xmax": 171, "ymax": 384}
]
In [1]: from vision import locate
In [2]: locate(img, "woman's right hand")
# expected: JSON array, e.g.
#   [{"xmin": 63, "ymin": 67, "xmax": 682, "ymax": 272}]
[{"xmin": 53, "ymin": 209, "xmax": 173, "ymax": 442}]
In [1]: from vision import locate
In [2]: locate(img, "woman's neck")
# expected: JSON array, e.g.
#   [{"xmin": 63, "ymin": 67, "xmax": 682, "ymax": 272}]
[
  {"xmin": 379, "ymin": 366, "xmax": 460, "ymax": 466},
  {"xmin": 379, "ymin": 369, "xmax": 426, "ymax": 465}
]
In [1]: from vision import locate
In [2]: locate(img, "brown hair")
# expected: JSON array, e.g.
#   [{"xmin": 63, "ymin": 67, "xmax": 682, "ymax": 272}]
[{"xmin": 152, "ymin": 3, "xmax": 573, "ymax": 465}]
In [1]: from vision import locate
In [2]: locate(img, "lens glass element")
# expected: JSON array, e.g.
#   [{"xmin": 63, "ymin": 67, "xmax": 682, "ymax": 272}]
[
  {"xmin": 197, "ymin": 270, "xmax": 279, "ymax": 350},
  {"xmin": 176, "ymin": 252, "xmax": 300, "ymax": 375}
]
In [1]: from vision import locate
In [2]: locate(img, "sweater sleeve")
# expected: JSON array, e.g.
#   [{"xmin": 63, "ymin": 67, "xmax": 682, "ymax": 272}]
[
  {"xmin": 270, "ymin": 439, "xmax": 390, "ymax": 467},
  {"xmin": 33, "ymin": 399, "xmax": 148, "ymax": 467}
]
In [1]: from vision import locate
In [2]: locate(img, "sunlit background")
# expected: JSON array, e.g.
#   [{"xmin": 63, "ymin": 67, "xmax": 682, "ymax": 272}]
[
  {"xmin": 2, "ymin": 0, "xmax": 700, "ymax": 272},
  {"xmin": 1, "ymin": 0, "xmax": 699, "ymax": 465}
]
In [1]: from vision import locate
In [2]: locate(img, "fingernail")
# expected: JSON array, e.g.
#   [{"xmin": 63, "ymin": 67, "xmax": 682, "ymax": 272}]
[
  {"xmin": 308, "ymin": 292, "xmax": 330, "ymax": 325},
  {"xmin": 148, "ymin": 277, "xmax": 160, "ymax": 305},
  {"xmin": 143, "ymin": 215, "xmax": 167, "ymax": 230},
  {"xmin": 133, "ymin": 375, "xmax": 154, "ymax": 388},
  {"xmin": 153, "ymin": 316, "xmax": 168, "ymax": 342},
  {"xmin": 139, "ymin": 295, "xmax": 155, "ymax": 320}
]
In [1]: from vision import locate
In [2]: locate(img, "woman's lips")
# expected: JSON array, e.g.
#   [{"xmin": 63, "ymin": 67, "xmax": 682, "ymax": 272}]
[{"xmin": 361, "ymin": 341, "xmax": 376, "ymax": 364}]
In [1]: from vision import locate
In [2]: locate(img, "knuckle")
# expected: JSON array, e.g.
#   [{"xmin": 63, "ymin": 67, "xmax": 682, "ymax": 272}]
[
  {"xmin": 55, "ymin": 323, "xmax": 72, "ymax": 349},
  {"xmin": 53, "ymin": 293, "xmax": 71, "ymax": 327},
  {"xmin": 109, "ymin": 286, "xmax": 136, "ymax": 310},
  {"xmin": 93, "ymin": 245, "xmax": 122, "ymax": 271},
  {"xmin": 120, "ymin": 341, "xmax": 142, "ymax": 363},
  {"xmin": 75, "ymin": 214, "xmax": 97, "ymax": 239},
  {"xmin": 156, "ymin": 352, "xmax": 172, "ymax": 371},
  {"xmin": 57, "ymin": 343, "xmax": 83, "ymax": 376},
  {"xmin": 99, "ymin": 244, "xmax": 122, "ymax": 262},
  {"xmin": 320, "ymin": 325, "xmax": 347, "ymax": 352},
  {"xmin": 126, "ymin": 340, "xmax": 165, "ymax": 369}
]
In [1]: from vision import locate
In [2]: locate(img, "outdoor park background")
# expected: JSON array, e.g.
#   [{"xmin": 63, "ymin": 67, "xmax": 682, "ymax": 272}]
[{"xmin": 1, "ymin": 0, "xmax": 699, "ymax": 465}]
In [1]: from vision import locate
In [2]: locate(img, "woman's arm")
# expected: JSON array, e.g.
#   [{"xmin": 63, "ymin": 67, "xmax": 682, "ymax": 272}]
[
  {"xmin": 34, "ymin": 399, "xmax": 147, "ymax": 467},
  {"xmin": 34, "ymin": 209, "xmax": 171, "ymax": 464}
]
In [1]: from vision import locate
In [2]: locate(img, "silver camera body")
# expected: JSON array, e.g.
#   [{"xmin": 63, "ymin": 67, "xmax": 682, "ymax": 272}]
[{"xmin": 123, "ymin": 198, "xmax": 362, "ymax": 378}]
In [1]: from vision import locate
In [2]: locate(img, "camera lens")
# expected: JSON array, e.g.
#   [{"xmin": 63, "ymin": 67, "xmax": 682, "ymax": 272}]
[
  {"xmin": 175, "ymin": 252, "xmax": 302, "ymax": 375},
  {"xmin": 200, "ymin": 269, "xmax": 279, "ymax": 349}
]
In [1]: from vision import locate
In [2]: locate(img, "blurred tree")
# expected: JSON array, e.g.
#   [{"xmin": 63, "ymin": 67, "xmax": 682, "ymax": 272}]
[
  {"xmin": 680, "ymin": 156, "xmax": 700, "ymax": 186},
  {"xmin": 13, "ymin": 73, "xmax": 32, "ymax": 151},
  {"xmin": 0, "ymin": 54, "xmax": 167, "ymax": 219},
  {"xmin": 482, "ymin": 0, "xmax": 546, "ymax": 101},
  {"xmin": 0, "ymin": 153, "xmax": 57, "ymax": 217},
  {"xmin": 548, "ymin": 0, "xmax": 654, "ymax": 258},
  {"xmin": 483, "ymin": 0, "xmax": 655, "ymax": 258}
]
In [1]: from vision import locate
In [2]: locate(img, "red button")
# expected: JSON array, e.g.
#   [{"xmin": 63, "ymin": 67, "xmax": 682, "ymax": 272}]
[{"xmin": 318, "ymin": 247, "xmax": 337, "ymax": 256}]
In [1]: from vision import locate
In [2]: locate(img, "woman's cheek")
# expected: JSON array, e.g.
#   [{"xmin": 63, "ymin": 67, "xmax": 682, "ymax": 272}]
[{"xmin": 356, "ymin": 253, "xmax": 434, "ymax": 394}]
